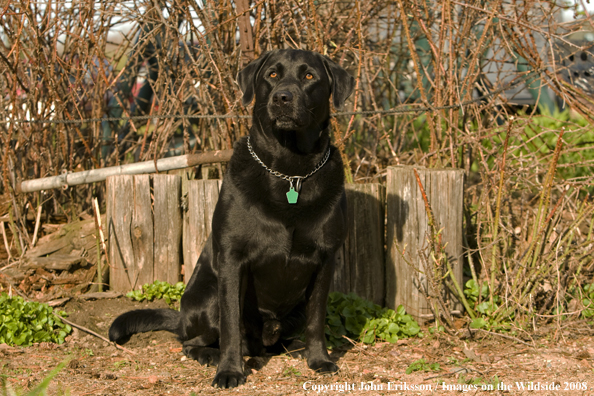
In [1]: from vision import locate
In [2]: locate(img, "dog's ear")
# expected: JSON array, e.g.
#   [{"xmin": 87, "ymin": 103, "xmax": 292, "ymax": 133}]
[
  {"xmin": 237, "ymin": 51, "xmax": 275, "ymax": 106},
  {"xmin": 322, "ymin": 57, "xmax": 355, "ymax": 109}
]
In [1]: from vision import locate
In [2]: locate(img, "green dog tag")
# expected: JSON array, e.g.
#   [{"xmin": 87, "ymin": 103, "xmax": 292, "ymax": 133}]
[{"xmin": 286, "ymin": 186, "xmax": 299, "ymax": 204}]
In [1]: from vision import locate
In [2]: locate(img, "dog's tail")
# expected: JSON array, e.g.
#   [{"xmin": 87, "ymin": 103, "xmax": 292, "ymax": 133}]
[{"xmin": 108, "ymin": 309, "xmax": 182, "ymax": 345}]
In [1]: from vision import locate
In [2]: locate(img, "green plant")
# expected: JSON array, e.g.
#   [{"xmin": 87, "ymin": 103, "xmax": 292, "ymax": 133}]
[
  {"xmin": 475, "ymin": 110, "xmax": 594, "ymax": 187},
  {"xmin": 581, "ymin": 285, "xmax": 594, "ymax": 319},
  {"xmin": 471, "ymin": 115, "xmax": 594, "ymax": 328},
  {"xmin": 463, "ymin": 280, "xmax": 488, "ymax": 304},
  {"xmin": 126, "ymin": 281, "xmax": 186, "ymax": 306},
  {"xmin": 428, "ymin": 325, "xmax": 445, "ymax": 334},
  {"xmin": 405, "ymin": 358, "xmax": 440, "ymax": 374},
  {"xmin": 488, "ymin": 375, "xmax": 501, "ymax": 390},
  {"xmin": 112, "ymin": 360, "xmax": 129, "ymax": 370},
  {"xmin": 1, "ymin": 359, "xmax": 69, "ymax": 396},
  {"xmin": 458, "ymin": 374, "xmax": 484, "ymax": 385},
  {"xmin": 462, "ymin": 280, "xmax": 512, "ymax": 330},
  {"xmin": 568, "ymin": 283, "xmax": 594, "ymax": 319},
  {"xmin": 447, "ymin": 356, "xmax": 470, "ymax": 366},
  {"xmin": 522, "ymin": 109, "xmax": 594, "ymax": 185},
  {"xmin": 0, "ymin": 294, "xmax": 71, "ymax": 347},
  {"xmin": 282, "ymin": 366, "xmax": 302, "ymax": 377},
  {"xmin": 325, "ymin": 292, "xmax": 421, "ymax": 348}
]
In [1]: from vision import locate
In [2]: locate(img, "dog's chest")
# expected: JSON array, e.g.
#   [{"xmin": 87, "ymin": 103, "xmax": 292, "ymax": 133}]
[
  {"xmin": 251, "ymin": 223, "xmax": 323, "ymax": 267},
  {"xmin": 250, "ymin": 255, "xmax": 316, "ymax": 315},
  {"xmin": 247, "ymin": 224, "xmax": 322, "ymax": 306}
]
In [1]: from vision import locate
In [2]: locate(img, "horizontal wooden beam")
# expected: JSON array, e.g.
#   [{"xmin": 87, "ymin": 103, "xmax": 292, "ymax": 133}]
[{"xmin": 16, "ymin": 150, "xmax": 233, "ymax": 193}]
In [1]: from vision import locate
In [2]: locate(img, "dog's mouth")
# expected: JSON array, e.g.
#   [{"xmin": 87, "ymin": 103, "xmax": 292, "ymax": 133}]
[{"xmin": 273, "ymin": 115, "xmax": 303, "ymax": 129}]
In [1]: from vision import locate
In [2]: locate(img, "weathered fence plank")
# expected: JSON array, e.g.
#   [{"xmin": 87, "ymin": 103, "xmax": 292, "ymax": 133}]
[
  {"xmin": 385, "ymin": 166, "xmax": 464, "ymax": 320},
  {"xmin": 153, "ymin": 175, "xmax": 182, "ymax": 284},
  {"xmin": 107, "ymin": 175, "xmax": 135, "ymax": 292},
  {"xmin": 107, "ymin": 175, "xmax": 183, "ymax": 291},
  {"xmin": 182, "ymin": 180, "xmax": 223, "ymax": 283},
  {"xmin": 131, "ymin": 175, "xmax": 154, "ymax": 289},
  {"xmin": 177, "ymin": 168, "xmax": 195, "ymax": 283},
  {"xmin": 332, "ymin": 183, "xmax": 385, "ymax": 305}
]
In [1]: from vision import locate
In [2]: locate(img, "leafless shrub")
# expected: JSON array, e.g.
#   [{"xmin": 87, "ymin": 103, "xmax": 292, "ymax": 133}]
[{"xmin": 1, "ymin": 0, "xmax": 593, "ymax": 322}]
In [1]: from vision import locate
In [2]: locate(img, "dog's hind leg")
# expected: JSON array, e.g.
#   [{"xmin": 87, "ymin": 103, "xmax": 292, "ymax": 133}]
[{"xmin": 183, "ymin": 337, "xmax": 221, "ymax": 366}]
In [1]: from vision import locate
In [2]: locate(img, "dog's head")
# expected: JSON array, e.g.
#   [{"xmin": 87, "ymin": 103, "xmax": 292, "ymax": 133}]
[{"xmin": 237, "ymin": 49, "xmax": 355, "ymax": 153}]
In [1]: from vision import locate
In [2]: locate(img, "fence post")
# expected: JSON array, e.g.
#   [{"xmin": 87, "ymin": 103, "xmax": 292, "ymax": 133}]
[
  {"xmin": 183, "ymin": 179, "xmax": 223, "ymax": 283},
  {"xmin": 332, "ymin": 183, "xmax": 385, "ymax": 305},
  {"xmin": 385, "ymin": 166, "xmax": 464, "ymax": 320}
]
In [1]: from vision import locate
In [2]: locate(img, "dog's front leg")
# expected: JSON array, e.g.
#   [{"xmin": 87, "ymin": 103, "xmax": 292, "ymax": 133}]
[
  {"xmin": 212, "ymin": 256, "xmax": 246, "ymax": 388},
  {"xmin": 305, "ymin": 256, "xmax": 339, "ymax": 374}
]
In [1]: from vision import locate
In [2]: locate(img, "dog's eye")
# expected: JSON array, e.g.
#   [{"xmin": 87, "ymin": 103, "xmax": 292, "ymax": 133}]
[
  {"xmin": 305, "ymin": 73, "xmax": 314, "ymax": 80},
  {"xmin": 269, "ymin": 72, "xmax": 277, "ymax": 78}
]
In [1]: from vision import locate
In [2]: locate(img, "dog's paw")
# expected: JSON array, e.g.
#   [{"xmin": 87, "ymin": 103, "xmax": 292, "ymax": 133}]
[
  {"xmin": 309, "ymin": 360, "xmax": 339, "ymax": 374},
  {"xmin": 183, "ymin": 346, "xmax": 220, "ymax": 366},
  {"xmin": 211, "ymin": 370, "xmax": 246, "ymax": 389}
]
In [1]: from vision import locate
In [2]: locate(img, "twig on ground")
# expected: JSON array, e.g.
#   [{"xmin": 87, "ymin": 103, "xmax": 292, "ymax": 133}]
[
  {"xmin": 474, "ymin": 328, "xmax": 534, "ymax": 347},
  {"xmin": 77, "ymin": 291, "xmax": 123, "ymax": 300},
  {"xmin": 0, "ymin": 260, "xmax": 18, "ymax": 272},
  {"xmin": 340, "ymin": 335, "xmax": 394, "ymax": 363},
  {"xmin": 47, "ymin": 297, "xmax": 71, "ymax": 307},
  {"xmin": 424, "ymin": 367, "xmax": 471, "ymax": 380},
  {"xmin": 341, "ymin": 335, "xmax": 373, "ymax": 356},
  {"xmin": 7, "ymin": 282, "xmax": 29, "ymax": 299},
  {"xmin": 55, "ymin": 313, "xmax": 137, "ymax": 355},
  {"xmin": 1, "ymin": 221, "xmax": 11, "ymax": 260}
]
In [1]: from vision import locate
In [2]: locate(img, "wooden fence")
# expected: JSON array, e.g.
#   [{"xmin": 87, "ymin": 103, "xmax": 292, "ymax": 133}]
[
  {"xmin": 106, "ymin": 175, "xmax": 182, "ymax": 292},
  {"xmin": 106, "ymin": 165, "xmax": 464, "ymax": 319}
]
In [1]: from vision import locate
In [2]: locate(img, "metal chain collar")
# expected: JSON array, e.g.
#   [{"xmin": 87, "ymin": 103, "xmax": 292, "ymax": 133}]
[{"xmin": 246, "ymin": 136, "xmax": 331, "ymax": 193}]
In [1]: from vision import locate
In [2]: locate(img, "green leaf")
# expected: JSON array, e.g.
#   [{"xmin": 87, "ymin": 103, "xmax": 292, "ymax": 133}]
[
  {"xmin": 470, "ymin": 318, "xmax": 487, "ymax": 329},
  {"xmin": 387, "ymin": 322, "xmax": 400, "ymax": 334},
  {"xmin": 341, "ymin": 306, "xmax": 355, "ymax": 318},
  {"xmin": 477, "ymin": 302, "xmax": 497, "ymax": 315},
  {"xmin": 328, "ymin": 314, "xmax": 342, "ymax": 326},
  {"xmin": 385, "ymin": 334, "xmax": 398, "ymax": 343}
]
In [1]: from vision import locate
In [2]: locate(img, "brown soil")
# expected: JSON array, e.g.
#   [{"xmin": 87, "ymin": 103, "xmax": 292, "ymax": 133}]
[{"xmin": 2, "ymin": 297, "xmax": 594, "ymax": 396}]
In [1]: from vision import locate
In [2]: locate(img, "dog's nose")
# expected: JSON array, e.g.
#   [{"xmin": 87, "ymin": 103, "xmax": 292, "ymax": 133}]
[{"xmin": 272, "ymin": 90, "xmax": 293, "ymax": 104}]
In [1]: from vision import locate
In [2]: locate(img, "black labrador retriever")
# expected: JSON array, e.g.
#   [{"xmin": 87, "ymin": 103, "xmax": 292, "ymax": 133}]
[{"xmin": 108, "ymin": 49, "xmax": 355, "ymax": 389}]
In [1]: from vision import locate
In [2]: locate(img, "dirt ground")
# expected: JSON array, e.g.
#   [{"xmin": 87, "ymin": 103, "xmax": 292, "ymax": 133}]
[{"xmin": 1, "ymin": 297, "xmax": 594, "ymax": 396}]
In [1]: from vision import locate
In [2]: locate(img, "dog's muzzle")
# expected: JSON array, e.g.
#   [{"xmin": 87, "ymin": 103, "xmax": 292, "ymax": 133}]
[{"xmin": 269, "ymin": 90, "xmax": 305, "ymax": 128}]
